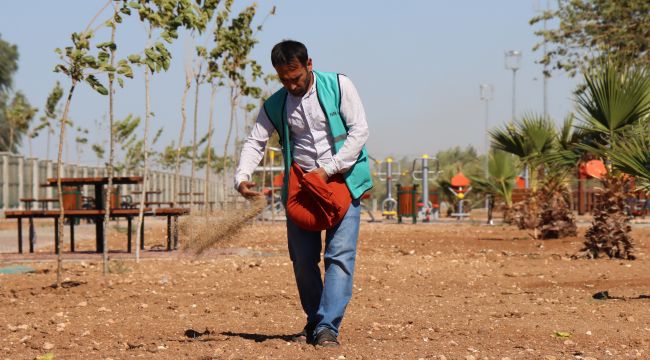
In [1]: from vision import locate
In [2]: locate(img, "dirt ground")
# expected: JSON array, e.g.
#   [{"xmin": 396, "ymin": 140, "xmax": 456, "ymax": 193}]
[{"xmin": 1, "ymin": 218, "xmax": 649, "ymax": 359}]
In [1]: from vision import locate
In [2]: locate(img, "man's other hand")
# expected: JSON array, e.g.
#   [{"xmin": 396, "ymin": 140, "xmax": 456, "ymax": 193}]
[
  {"xmin": 237, "ymin": 181, "xmax": 262, "ymax": 199},
  {"xmin": 310, "ymin": 167, "xmax": 329, "ymax": 183}
]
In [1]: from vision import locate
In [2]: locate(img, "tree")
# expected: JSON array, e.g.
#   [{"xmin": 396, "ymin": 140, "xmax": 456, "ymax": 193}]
[
  {"xmin": 530, "ymin": 0, "xmax": 650, "ymax": 77},
  {"xmin": 52, "ymin": 0, "xmax": 119, "ymax": 288},
  {"xmin": 29, "ymin": 82, "xmax": 63, "ymax": 160},
  {"xmin": 126, "ymin": 0, "xmax": 218, "ymax": 259},
  {"xmin": 216, "ymin": 3, "xmax": 265, "ymax": 202},
  {"xmin": 0, "ymin": 34, "xmax": 19, "ymax": 94},
  {"xmin": 1, "ymin": 92, "xmax": 37, "ymax": 153},
  {"xmin": 573, "ymin": 62, "xmax": 650, "ymax": 259}
]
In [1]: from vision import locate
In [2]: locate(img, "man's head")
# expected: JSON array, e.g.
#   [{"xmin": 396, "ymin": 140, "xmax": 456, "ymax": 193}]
[{"xmin": 271, "ymin": 40, "xmax": 313, "ymax": 97}]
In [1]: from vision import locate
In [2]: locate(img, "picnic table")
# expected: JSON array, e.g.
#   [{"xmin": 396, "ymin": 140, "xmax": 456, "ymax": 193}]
[{"xmin": 4, "ymin": 176, "xmax": 189, "ymax": 254}]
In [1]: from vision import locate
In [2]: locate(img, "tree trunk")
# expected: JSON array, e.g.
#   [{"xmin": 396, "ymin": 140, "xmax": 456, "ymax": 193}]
[
  {"xmin": 190, "ymin": 66, "xmax": 201, "ymax": 212},
  {"xmin": 8, "ymin": 128, "xmax": 14, "ymax": 153},
  {"xmin": 173, "ymin": 65, "xmax": 192, "ymax": 208},
  {"xmin": 223, "ymin": 85, "xmax": 238, "ymax": 207},
  {"xmin": 56, "ymin": 81, "xmax": 77, "ymax": 288},
  {"xmin": 46, "ymin": 129, "xmax": 51, "ymax": 161},
  {"xmin": 204, "ymin": 83, "xmax": 217, "ymax": 217},
  {"xmin": 103, "ymin": 7, "xmax": 117, "ymax": 274},
  {"xmin": 135, "ymin": 27, "xmax": 153, "ymax": 262}
]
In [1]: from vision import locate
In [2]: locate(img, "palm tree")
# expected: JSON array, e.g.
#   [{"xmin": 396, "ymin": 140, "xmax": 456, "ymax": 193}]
[
  {"xmin": 573, "ymin": 62, "xmax": 650, "ymax": 259},
  {"xmin": 470, "ymin": 150, "xmax": 517, "ymax": 222},
  {"xmin": 490, "ymin": 113, "xmax": 556, "ymax": 191}
]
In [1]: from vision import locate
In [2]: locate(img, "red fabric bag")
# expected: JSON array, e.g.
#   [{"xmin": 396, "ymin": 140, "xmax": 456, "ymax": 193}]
[{"xmin": 286, "ymin": 162, "xmax": 352, "ymax": 231}]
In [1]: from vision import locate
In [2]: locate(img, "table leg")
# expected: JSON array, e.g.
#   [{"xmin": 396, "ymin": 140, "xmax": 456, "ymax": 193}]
[
  {"xmin": 70, "ymin": 220, "xmax": 75, "ymax": 252},
  {"xmin": 173, "ymin": 215, "xmax": 179, "ymax": 250},
  {"xmin": 54, "ymin": 217, "xmax": 59, "ymax": 254},
  {"xmin": 127, "ymin": 217, "xmax": 132, "ymax": 253},
  {"xmin": 95, "ymin": 186, "xmax": 104, "ymax": 253},
  {"xmin": 140, "ymin": 217, "xmax": 145, "ymax": 251},
  {"xmin": 18, "ymin": 218, "xmax": 23, "ymax": 254},
  {"xmin": 29, "ymin": 217, "xmax": 35, "ymax": 253},
  {"xmin": 166, "ymin": 216, "xmax": 172, "ymax": 251}
]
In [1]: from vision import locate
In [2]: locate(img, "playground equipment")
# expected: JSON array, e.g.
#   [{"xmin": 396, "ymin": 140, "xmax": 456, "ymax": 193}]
[
  {"xmin": 449, "ymin": 172, "xmax": 471, "ymax": 220},
  {"xmin": 411, "ymin": 155, "xmax": 440, "ymax": 222},
  {"xmin": 375, "ymin": 157, "xmax": 401, "ymax": 219}
]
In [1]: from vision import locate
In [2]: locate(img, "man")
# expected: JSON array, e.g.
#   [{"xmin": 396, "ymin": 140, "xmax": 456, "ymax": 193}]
[{"xmin": 235, "ymin": 40, "xmax": 372, "ymax": 347}]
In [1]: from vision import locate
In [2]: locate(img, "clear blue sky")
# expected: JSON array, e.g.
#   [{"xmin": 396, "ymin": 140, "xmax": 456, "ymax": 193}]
[{"xmin": 1, "ymin": 0, "xmax": 579, "ymax": 166}]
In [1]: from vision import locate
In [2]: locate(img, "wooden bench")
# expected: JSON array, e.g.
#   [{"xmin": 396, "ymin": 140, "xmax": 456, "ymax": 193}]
[
  {"xmin": 20, "ymin": 198, "xmax": 59, "ymax": 210},
  {"xmin": 5, "ymin": 207, "xmax": 189, "ymax": 254}
]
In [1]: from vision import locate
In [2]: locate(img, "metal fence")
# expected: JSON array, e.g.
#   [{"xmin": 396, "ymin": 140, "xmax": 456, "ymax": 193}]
[{"xmin": 0, "ymin": 152, "xmax": 231, "ymax": 213}]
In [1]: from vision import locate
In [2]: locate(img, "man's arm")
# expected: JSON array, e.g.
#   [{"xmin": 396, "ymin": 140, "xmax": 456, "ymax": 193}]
[
  {"xmin": 321, "ymin": 74, "xmax": 369, "ymax": 177},
  {"xmin": 235, "ymin": 109, "xmax": 275, "ymax": 197}
]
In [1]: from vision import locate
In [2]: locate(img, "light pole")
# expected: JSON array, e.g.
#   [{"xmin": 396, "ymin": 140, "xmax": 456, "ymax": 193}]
[
  {"xmin": 480, "ymin": 84, "xmax": 493, "ymax": 222},
  {"xmin": 505, "ymin": 50, "xmax": 526, "ymax": 188},
  {"xmin": 534, "ymin": 0, "xmax": 550, "ymax": 118},
  {"xmin": 504, "ymin": 50, "xmax": 522, "ymax": 121}
]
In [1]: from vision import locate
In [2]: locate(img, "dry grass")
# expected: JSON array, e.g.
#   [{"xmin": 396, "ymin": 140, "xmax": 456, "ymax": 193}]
[{"xmin": 181, "ymin": 196, "xmax": 267, "ymax": 256}]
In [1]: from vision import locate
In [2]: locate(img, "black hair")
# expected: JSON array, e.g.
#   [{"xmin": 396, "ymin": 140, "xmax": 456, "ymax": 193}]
[{"xmin": 271, "ymin": 40, "xmax": 308, "ymax": 67}]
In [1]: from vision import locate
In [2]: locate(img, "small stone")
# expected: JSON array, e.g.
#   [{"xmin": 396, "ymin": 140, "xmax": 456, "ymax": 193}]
[
  {"xmin": 55, "ymin": 312, "xmax": 64, "ymax": 317},
  {"xmin": 337, "ymin": 356, "xmax": 346, "ymax": 360},
  {"xmin": 626, "ymin": 316, "xmax": 635, "ymax": 322},
  {"xmin": 140, "ymin": 304, "xmax": 148, "ymax": 309},
  {"xmin": 465, "ymin": 356, "xmax": 476, "ymax": 360},
  {"xmin": 438, "ymin": 356, "xmax": 447, "ymax": 360},
  {"xmin": 19, "ymin": 335, "xmax": 30, "ymax": 343},
  {"xmin": 81, "ymin": 330, "xmax": 90, "ymax": 337},
  {"xmin": 449, "ymin": 340, "xmax": 458, "ymax": 346},
  {"xmin": 16, "ymin": 324, "xmax": 28, "ymax": 330},
  {"xmin": 56, "ymin": 323, "xmax": 66, "ymax": 332},
  {"xmin": 586, "ymin": 331, "xmax": 592, "ymax": 336},
  {"xmin": 543, "ymin": 356, "xmax": 556, "ymax": 360},
  {"xmin": 77, "ymin": 301, "xmax": 88, "ymax": 307},
  {"xmin": 7, "ymin": 325, "xmax": 17, "ymax": 332},
  {"xmin": 98, "ymin": 307, "xmax": 109, "ymax": 312},
  {"xmin": 501, "ymin": 357, "xmax": 512, "ymax": 360},
  {"xmin": 43, "ymin": 342, "xmax": 54, "ymax": 350},
  {"xmin": 563, "ymin": 340, "xmax": 575, "ymax": 346}
]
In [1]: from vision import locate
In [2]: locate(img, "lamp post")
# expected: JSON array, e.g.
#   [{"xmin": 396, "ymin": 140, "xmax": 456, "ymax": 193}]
[
  {"xmin": 504, "ymin": 50, "xmax": 522, "ymax": 121},
  {"xmin": 534, "ymin": 0, "xmax": 550, "ymax": 118},
  {"xmin": 505, "ymin": 50, "xmax": 527, "ymax": 188},
  {"xmin": 480, "ymin": 84, "xmax": 493, "ymax": 222}
]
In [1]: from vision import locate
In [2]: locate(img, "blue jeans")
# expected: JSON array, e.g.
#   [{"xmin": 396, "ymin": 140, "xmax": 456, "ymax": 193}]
[{"xmin": 287, "ymin": 198, "xmax": 361, "ymax": 337}]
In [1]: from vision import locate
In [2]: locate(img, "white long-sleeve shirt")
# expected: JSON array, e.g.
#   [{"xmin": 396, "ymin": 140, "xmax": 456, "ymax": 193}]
[{"xmin": 235, "ymin": 73, "xmax": 369, "ymax": 189}]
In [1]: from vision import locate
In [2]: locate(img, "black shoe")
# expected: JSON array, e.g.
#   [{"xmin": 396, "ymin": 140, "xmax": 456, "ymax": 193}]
[
  {"xmin": 290, "ymin": 323, "xmax": 316, "ymax": 344},
  {"xmin": 314, "ymin": 328, "xmax": 339, "ymax": 348}
]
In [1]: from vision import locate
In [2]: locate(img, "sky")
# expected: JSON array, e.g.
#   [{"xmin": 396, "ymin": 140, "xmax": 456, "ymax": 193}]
[{"xmin": 0, "ymin": 0, "xmax": 581, "ymax": 167}]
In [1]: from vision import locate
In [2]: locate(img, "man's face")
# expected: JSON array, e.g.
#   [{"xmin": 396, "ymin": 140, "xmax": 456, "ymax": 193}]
[{"xmin": 275, "ymin": 58, "xmax": 313, "ymax": 97}]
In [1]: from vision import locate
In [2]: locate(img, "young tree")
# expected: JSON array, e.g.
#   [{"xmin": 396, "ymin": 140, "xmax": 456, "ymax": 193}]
[
  {"xmin": 29, "ymin": 82, "xmax": 63, "ymax": 160},
  {"xmin": 530, "ymin": 0, "xmax": 650, "ymax": 77},
  {"xmin": 128, "ymin": 0, "xmax": 219, "ymax": 258},
  {"xmin": 216, "ymin": 4, "xmax": 265, "ymax": 201},
  {"xmin": 52, "ymin": 0, "xmax": 116, "ymax": 288}
]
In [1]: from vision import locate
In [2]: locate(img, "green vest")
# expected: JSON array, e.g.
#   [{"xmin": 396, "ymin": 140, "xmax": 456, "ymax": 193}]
[{"xmin": 263, "ymin": 70, "xmax": 373, "ymax": 205}]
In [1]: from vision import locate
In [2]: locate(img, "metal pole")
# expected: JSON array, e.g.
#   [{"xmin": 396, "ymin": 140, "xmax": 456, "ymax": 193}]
[{"xmin": 512, "ymin": 68, "xmax": 517, "ymax": 121}]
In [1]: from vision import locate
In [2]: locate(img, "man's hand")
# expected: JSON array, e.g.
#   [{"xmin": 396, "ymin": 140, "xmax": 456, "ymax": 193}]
[
  {"xmin": 310, "ymin": 167, "xmax": 329, "ymax": 183},
  {"xmin": 237, "ymin": 181, "xmax": 262, "ymax": 199}
]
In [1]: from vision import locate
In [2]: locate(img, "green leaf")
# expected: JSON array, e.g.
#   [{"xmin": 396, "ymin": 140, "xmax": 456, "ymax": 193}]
[
  {"xmin": 85, "ymin": 75, "xmax": 108, "ymax": 95},
  {"xmin": 97, "ymin": 51, "xmax": 109, "ymax": 63},
  {"xmin": 96, "ymin": 41, "xmax": 116, "ymax": 51},
  {"xmin": 54, "ymin": 64, "xmax": 69, "ymax": 75},
  {"xmin": 127, "ymin": 54, "xmax": 141, "ymax": 63},
  {"xmin": 117, "ymin": 77, "xmax": 124, "ymax": 88},
  {"xmin": 35, "ymin": 352, "xmax": 54, "ymax": 360}
]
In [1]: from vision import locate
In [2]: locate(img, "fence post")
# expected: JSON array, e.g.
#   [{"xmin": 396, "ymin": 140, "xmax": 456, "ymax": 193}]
[
  {"xmin": 31, "ymin": 158, "xmax": 39, "ymax": 202},
  {"xmin": 17, "ymin": 157, "xmax": 24, "ymax": 210},
  {"xmin": 2, "ymin": 154, "xmax": 9, "ymax": 212}
]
